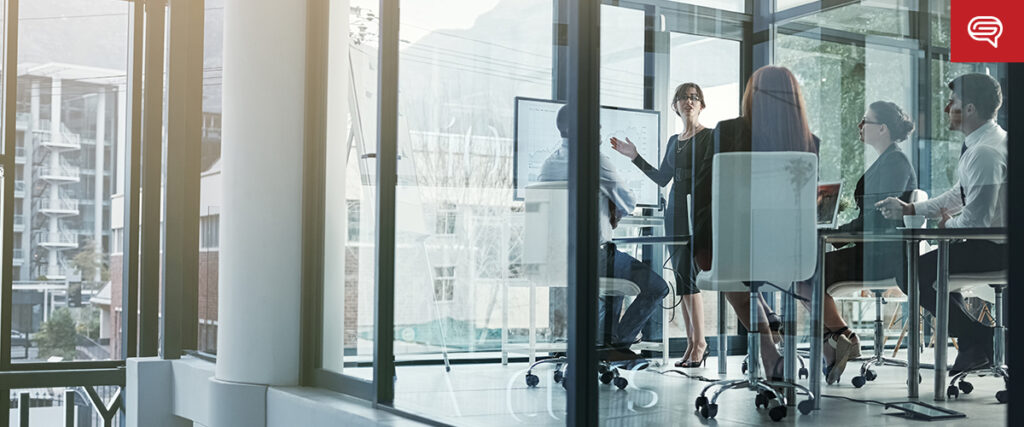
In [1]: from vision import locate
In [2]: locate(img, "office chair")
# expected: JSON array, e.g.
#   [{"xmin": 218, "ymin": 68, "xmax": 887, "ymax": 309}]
[
  {"xmin": 517, "ymin": 181, "xmax": 645, "ymax": 390},
  {"xmin": 827, "ymin": 189, "xmax": 930, "ymax": 388},
  {"xmin": 693, "ymin": 152, "xmax": 817, "ymax": 421},
  {"xmin": 943, "ymin": 272, "xmax": 1009, "ymax": 403}
]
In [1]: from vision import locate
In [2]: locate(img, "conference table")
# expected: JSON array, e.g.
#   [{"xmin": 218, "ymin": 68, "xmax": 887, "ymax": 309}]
[{"xmin": 814, "ymin": 227, "xmax": 1006, "ymax": 405}]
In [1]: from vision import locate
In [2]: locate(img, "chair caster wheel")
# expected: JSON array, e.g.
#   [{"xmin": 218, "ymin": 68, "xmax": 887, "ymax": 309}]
[
  {"xmin": 753, "ymin": 391, "xmax": 770, "ymax": 407},
  {"xmin": 525, "ymin": 373, "xmax": 539, "ymax": 388},
  {"xmin": 947, "ymin": 385, "xmax": 959, "ymax": 399},
  {"xmin": 959, "ymin": 381, "xmax": 974, "ymax": 394},
  {"xmin": 700, "ymin": 403, "xmax": 718, "ymax": 419},
  {"xmin": 553, "ymin": 370, "xmax": 563, "ymax": 384},
  {"xmin": 799, "ymin": 367, "xmax": 809, "ymax": 379},
  {"xmin": 851, "ymin": 376, "xmax": 866, "ymax": 388},
  {"xmin": 695, "ymin": 396, "xmax": 708, "ymax": 411},
  {"xmin": 613, "ymin": 376, "xmax": 628, "ymax": 390},
  {"xmin": 755, "ymin": 393, "xmax": 770, "ymax": 409},
  {"xmin": 798, "ymin": 399, "xmax": 814, "ymax": 415},
  {"xmin": 996, "ymin": 390, "xmax": 1008, "ymax": 403},
  {"xmin": 864, "ymin": 369, "xmax": 877, "ymax": 381},
  {"xmin": 600, "ymin": 371, "xmax": 614, "ymax": 384},
  {"xmin": 768, "ymin": 405, "xmax": 787, "ymax": 421}
]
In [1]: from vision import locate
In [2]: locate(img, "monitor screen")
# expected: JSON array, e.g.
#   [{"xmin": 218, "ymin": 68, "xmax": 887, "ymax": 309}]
[
  {"xmin": 817, "ymin": 182, "xmax": 842, "ymax": 228},
  {"xmin": 513, "ymin": 97, "xmax": 661, "ymax": 207}
]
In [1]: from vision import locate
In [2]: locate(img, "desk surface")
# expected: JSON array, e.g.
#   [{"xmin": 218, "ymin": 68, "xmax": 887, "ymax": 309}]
[
  {"xmin": 820, "ymin": 227, "xmax": 1006, "ymax": 243},
  {"xmin": 611, "ymin": 235, "xmax": 690, "ymax": 245}
]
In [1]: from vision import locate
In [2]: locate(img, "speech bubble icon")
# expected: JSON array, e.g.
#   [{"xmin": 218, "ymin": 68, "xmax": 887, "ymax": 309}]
[{"xmin": 968, "ymin": 16, "xmax": 1003, "ymax": 48}]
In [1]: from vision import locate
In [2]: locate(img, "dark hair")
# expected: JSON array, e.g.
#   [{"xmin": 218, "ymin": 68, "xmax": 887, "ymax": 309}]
[
  {"xmin": 671, "ymin": 82, "xmax": 706, "ymax": 116},
  {"xmin": 869, "ymin": 101, "xmax": 915, "ymax": 142},
  {"xmin": 948, "ymin": 73, "xmax": 1002, "ymax": 120},
  {"xmin": 556, "ymin": 104, "xmax": 569, "ymax": 138},
  {"xmin": 741, "ymin": 66, "xmax": 816, "ymax": 154}
]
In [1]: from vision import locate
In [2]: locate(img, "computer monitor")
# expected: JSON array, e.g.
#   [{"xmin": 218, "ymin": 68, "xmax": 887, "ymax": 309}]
[
  {"xmin": 513, "ymin": 97, "xmax": 661, "ymax": 207},
  {"xmin": 816, "ymin": 181, "xmax": 843, "ymax": 229}
]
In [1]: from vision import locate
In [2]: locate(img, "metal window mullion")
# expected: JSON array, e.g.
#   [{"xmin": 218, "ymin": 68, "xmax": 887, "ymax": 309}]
[
  {"xmin": 161, "ymin": 0, "xmax": 204, "ymax": 359},
  {"xmin": 301, "ymin": 0, "xmax": 329, "ymax": 386},
  {"xmin": 566, "ymin": 0, "xmax": 600, "ymax": 425},
  {"xmin": 139, "ymin": 0, "xmax": 167, "ymax": 357},
  {"xmin": 374, "ymin": 0, "xmax": 399, "ymax": 406},
  {"xmin": 1007, "ymin": 62, "xmax": 1023, "ymax": 427},
  {"xmin": 1, "ymin": 0, "xmax": 18, "ymax": 374},
  {"xmin": 121, "ymin": 0, "xmax": 146, "ymax": 361}
]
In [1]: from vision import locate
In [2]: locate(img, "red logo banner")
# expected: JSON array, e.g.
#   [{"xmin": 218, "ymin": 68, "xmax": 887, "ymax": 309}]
[{"xmin": 952, "ymin": 0, "xmax": 1024, "ymax": 63}]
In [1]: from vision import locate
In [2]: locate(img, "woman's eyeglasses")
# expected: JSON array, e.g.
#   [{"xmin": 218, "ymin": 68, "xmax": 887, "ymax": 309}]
[
  {"xmin": 860, "ymin": 117, "xmax": 882, "ymax": 125},
  {"xmin": 676, "ymin": 95, "xmax": 702, "ymax": 103}
]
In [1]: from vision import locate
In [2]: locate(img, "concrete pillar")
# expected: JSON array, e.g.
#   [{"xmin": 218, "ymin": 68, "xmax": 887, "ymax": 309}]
[
  {"xmin": 216, "ymin": 0, "xmax": 307, "ymax": 385},
  {"xmin": 22, "ymin": 81, "xmax": 40, "ymax": 281},
  {"xmin": 116, "ymin": 85, "xmax": 127, "ymax": 195}
]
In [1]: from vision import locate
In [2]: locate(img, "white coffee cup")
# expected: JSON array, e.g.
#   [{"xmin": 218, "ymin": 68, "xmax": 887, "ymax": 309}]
[{"xmin": 903, "ymin": 214, "xmax": 926, "ymax": 228}]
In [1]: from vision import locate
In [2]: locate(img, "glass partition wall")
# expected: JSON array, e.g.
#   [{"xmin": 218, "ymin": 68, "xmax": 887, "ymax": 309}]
[{"xmin": 312, "ymin": 0, "xmax": 1017, "ymax": 425}]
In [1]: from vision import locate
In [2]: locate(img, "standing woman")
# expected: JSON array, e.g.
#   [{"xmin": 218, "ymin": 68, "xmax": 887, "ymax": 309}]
[{"xmin": 610, "ymin": 83, "xmax": 711, "ymax": 368}]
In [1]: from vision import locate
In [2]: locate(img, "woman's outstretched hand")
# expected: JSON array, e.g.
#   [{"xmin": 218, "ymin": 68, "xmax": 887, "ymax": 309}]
[{"xmin": 610, "ymin": 137, "xmax": 638, "ymax": 160}]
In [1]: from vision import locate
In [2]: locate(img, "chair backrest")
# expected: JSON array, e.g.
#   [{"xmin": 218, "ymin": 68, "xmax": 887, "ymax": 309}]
[
  {"xmin": 709, "ymin": 152, "xmax": 818, "ymax": 284},
  {"xmin": 523, "ymin": 181, "xmax": 568, "ymax": 287}
]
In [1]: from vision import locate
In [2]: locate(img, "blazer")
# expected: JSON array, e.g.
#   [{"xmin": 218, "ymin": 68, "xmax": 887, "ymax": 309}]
[{"xmin": 836, "ymin": 143, "xmax": 917, "ymax": 273}]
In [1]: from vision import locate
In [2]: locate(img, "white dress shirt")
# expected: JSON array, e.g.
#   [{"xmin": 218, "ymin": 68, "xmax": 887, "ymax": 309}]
[
  {"xmin": 538, "ymin": 138, "xmax": 638, "ymax": 242},
  {"xmin": 914, "ymin": 120, "xmax": 1007, "ymax": 229}
]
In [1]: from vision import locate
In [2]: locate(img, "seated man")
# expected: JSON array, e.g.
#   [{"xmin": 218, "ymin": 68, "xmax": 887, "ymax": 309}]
[
  {"xmin": 538, "ymin": 105, "xmax": 670, "ymax": 360},
  {"xmin": 876, "ymin": 73, "xmax": 1007, "ymax": 374}
]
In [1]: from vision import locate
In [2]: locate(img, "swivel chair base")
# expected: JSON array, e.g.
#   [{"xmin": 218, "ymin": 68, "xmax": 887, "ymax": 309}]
[
  {"xmin": 851, "ymin": 289, "xmax": 908, "ymax": 388},
  {"xmin": 523, "ymin": 355, "xmax": 637, "ymax": 390},
  {"xmin": 945, "ymin": 284, "xmax": 1009, "ymax": 403},
  {"xmin": 696, "ymin": 284, "xmax": 814, "ymax": 422}
]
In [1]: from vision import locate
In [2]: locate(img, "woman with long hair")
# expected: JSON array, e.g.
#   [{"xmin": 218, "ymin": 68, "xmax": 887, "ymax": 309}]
[{"xmin": 691, "ymin": 65, "xmax": 818, "ymax": 378}]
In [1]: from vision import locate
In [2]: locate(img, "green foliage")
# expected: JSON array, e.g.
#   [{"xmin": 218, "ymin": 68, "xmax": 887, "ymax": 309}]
[
  {"xmin": 36, "ymin": 307, "xmax": 78, "ymax": 361},
  {"xmin": 72, "ymin": 239, "xmax": 109, "ymax": 282}
]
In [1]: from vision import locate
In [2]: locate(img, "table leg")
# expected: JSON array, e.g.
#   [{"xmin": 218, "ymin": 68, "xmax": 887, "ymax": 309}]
[
  {"xmin": 810, "ymin": 236, "xmax": 825, "ymax": 410},
  {"xmin": 718, "ymin": 294, "xmax": 728, "ymax": 375},
  {"xmin": 934, "ymin": 240, "xmax": 950, "ymax": 401},
  {"xmin": 784, "ymin": 282, "xmax": 796, "ymax": 407},
  {"xmin": 907, "ymin": 241, "xmax": 920, "ymax": 398}
]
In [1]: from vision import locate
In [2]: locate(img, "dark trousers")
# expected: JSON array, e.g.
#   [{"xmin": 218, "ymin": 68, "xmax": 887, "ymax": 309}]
[{"xmin": 895, "ymin": 240, "xmax": 1006, "ymax": 351}]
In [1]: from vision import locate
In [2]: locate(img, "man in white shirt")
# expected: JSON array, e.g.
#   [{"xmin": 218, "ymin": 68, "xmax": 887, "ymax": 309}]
[
  {"xmin": 538, "ymin": 105, "xmax": 670, "ymax": 360},
  {"xmin": 876, "ymin": 73, "xmax": 1007, "ymax": 374}
]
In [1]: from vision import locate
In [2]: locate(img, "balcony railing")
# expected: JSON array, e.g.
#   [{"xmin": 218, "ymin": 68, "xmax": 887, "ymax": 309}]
[
  {"xmin": 14, "ymin": 180, "xmax": 25, "ymax": 198},
  {"xmin": 36, "ymin": 198, "xmax": 80, "ymax": 213},
  {"xmin": 15, "ymin": 145, "xmax": 25, "ymax": 163},
  {"xmin": 13, "ymin": 214, "xmax": 24, "ymax": 231},
  {"xmin": 35, "ymin": 231, "xmax": 78, "ymax": 247},
  {"xmin": 32, "ymin": 125, "xmax": 82, "ymax": 150},
  {"xmin": 38, "ymin": 164, "xmax": 81, "ymax": 181}
]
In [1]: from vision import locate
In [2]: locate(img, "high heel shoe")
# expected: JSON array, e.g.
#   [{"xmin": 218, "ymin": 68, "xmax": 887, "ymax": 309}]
[
  {"xmin": 676, "ymin": 349, "xmax": 710, "ymax": 368},
  {"xmin": 824, "ymin": 327, "xmax": 861, "ymax": 385}
]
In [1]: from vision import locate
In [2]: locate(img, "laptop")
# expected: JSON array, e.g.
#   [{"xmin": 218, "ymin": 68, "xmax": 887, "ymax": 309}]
[{"xmin": 816, "ymin": 181, "xmax": 843, "ymax": 229}]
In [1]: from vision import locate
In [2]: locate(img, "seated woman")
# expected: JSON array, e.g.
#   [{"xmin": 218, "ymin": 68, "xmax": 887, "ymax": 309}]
[
  {"xmin": 691, "ymin": 65, "xmax": 819, "ymax": 379},
  {"xmin": 807, "ymin": 101, "xmax": 917, "ymax": 384}
]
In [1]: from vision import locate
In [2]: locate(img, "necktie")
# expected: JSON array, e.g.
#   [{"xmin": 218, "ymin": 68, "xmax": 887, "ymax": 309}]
[{"xmin": 959, "ymin": 142, "xmax": 967, "ymax": 206}]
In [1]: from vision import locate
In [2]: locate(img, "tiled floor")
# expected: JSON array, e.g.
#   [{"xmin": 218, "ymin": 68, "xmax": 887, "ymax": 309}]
[{"xmin": 374, "ymin": 348, "xmax": 1007, "ymax": 426}]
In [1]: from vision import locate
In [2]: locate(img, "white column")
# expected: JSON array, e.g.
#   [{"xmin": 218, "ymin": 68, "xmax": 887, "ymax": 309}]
[
  {"xmin": 95, "ymin": 88, "xmax": 106, "ymax": 280},
  {"xmin": 216, "ymin": 0, "xmax": 307, "ymax": 386},
  {"xmin": 116, "ymin": 84, "xmax": 127, "ymax": 195},
  {"xmin": 48, "ymin": 78, "xmax": 62, "ymax": 278}
]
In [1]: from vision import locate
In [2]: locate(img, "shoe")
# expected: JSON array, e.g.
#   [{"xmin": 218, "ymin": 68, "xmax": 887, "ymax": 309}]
[
  {"xmin": 767, "ymin": 312, "xmax": 784, "ymax": 344},
  {"xmin": 825, "ymin": 327, "xmax": 861, "ymax": 385},
  {"xmin": 675, "ymin": 349, "xmax": 710, "ymax": 368}
]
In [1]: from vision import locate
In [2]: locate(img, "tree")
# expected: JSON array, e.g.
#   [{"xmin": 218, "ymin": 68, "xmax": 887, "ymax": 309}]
[
  {"xmin": 36, "ymin": 307, "xmax": 78, "ymax": 361},
  {"xmin": 71, "ymin": 239, "xmax": 109, "ymax": 282}
]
